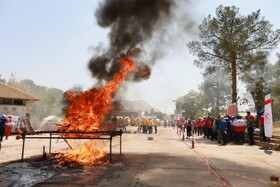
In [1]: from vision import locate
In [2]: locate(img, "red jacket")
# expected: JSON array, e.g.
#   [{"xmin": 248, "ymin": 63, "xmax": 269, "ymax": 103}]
[{"xmin": 259, "ymin": 115, "xmax": 264, "ymax": 126}]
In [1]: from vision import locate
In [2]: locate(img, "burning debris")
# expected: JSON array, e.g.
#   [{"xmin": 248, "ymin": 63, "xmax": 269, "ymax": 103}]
[{"xmin": 56, "ymin": 57, "xmax": 135, "ymax": 165}]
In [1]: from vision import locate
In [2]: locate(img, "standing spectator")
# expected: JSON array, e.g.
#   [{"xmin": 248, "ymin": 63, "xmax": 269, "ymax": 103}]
[
  {"xmin": 211, "ymin": 117, "xmax": 218, "ymax": 141},
  {"xmin": 232, "ymin": 115, "xmax": 247, "ymax": 144},
  {"xmin": 186, "ymin": 119, "xmax": 192, "ymax": 138},
  {"xmin": 153, "ymin": 118, "xmax": 158, "ymax": 134},
  {"xmin": 191, "ymin": 120, "xmax": 195, "ymax": 136},
  {"xmin": 197, "ymin": 118, "xmax": 203, "ymax": 136},
  {"xmin": 225, "ymin": 115, "xmax": 233, "ymax": 142},
  {"xmin": 203, "ymin": 117, "xmax": 207, "ymax": 138},
  {"xmin": 148, "ymin": 118, "xmax": 153, "ymax": 134},
  {"xmin": 245, "ymin": 111, "xmax": 255, "ymax": 145},
  {"xmin": 123, "ymin": 117, "xmax": 129, "ymax": 133},
  {"xmin": 216, "ymin": 116, "xmax": 221, "ymax": 143},
  {"xmin": 220, "ymin": 116, "xmax": 228, "ymax": 145},
  {"xmin": 206, "ymin": 116, "xmax": 213, "ymax": 139},
  {"xmin": 5, "ymin": 115, "xmax": 13, "ymax": 140},
  {"xmin": 0, "ymin": 115, "xmax": 7, "ymax": 142},
  {"xmin": 259, "ymin": 111, "xmax": 266, "ymax": 141}
]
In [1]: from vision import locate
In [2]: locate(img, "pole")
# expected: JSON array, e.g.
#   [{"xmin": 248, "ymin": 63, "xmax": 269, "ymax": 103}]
[
  {"xmin": 49, "ymin": 133, "xmax": 52, "ymax": 156},
  {"xmin": 120, "ymin": 133, "xmax": 122, "ymax": 154},
  {"xmin": 192, "ymin": 135, "xmax": 195, "ymax": 149},
  {"xmin": 21, "ymin": 134, "xmax": 25, "ymax": 161},
  {"xmin": 110, "ymin": 135, "xmax": 112, "ymax": 163}
]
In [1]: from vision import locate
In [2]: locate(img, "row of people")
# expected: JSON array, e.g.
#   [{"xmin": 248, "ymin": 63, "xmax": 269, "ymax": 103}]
[
  {"xmin": 176, "ymin": 111, "xmax": 259, "ymax": 146},
  {"xmin": 110, "ymin": 116, "xmax": 159, "ymax": 134}
]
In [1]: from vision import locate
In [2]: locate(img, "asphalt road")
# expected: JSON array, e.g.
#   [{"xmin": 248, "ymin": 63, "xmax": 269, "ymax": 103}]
[{"xmin": 0, "ymin": 126, "xmax": 280, "ymax": 187}]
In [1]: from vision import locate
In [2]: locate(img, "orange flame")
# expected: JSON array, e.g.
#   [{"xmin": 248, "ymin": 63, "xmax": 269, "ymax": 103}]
[{"xmin": 56, "ymin": 57, "xmax": 135, "ymax": 165}]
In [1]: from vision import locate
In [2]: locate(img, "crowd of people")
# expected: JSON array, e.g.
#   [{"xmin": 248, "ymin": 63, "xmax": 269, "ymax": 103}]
[
  {"xmin": 110, "ymin": 116, "xmax": 159, "ymax": 134},
  {"xmin": 176, "ymin": 111, "xmax": 266, "ymax": 146},
  {"xmin": 0, "ymin": 111, "xmax": 268, "ymax": 147}
]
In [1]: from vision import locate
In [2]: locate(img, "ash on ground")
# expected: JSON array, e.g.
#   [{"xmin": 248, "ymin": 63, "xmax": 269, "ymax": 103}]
[
  {"xmin": 0, "ymin": 161, "xmax": 56, "ymax": 187},
  {"xmin": 0, "ymin": 154, "xmax": 123, "ymax": 187}
]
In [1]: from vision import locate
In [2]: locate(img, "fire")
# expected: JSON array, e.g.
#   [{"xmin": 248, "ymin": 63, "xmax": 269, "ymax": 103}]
[{"xmin": 56, "ymin": 57, "xmax": 135, "ymax": 165}]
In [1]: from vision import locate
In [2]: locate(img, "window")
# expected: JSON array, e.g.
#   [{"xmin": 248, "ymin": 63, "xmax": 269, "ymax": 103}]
[
  {"xmin": 2, "ymin": 98, "xmax": 13, "ymax": 105},
  {"xmin": 14, "ymin": 99, "xmax": 24, "ymax": 105}
]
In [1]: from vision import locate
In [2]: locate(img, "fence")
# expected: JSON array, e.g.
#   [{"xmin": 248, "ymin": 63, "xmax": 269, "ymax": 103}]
[
  {"xmin": 273, "ymin": 103, "xmax": 280, "ymax": 122},
  {"xmin": 246, "ymin": 131, "xmax": 280, "ymax": 151}
]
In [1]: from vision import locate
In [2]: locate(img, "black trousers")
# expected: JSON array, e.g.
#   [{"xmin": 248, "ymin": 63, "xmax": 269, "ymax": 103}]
[
  {"xmin": 0, "ymin": 126, "xmax": 5, "ymax": 142},
  {"xmin": 221, "ymin": 131, "xmax": 228, "ymax": 145},
  {"xmin": 248, "ymin": 127, "xmax": 254, "ymax": 145}
]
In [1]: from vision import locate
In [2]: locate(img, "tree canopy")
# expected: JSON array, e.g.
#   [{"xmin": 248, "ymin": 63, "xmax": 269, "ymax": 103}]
[
  {"xmin": 198, "ymin": 70, "xmax": 231, "ymax": 115},
  {"xmin": 187, "ymin": 5, "xmax": 280, "ymax": 104}
]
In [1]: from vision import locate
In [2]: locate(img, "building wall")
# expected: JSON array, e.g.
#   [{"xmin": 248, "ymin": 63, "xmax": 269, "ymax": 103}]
[{"xmin": 0, "ymin": 104, "xmax": 27, "ymax": 117}]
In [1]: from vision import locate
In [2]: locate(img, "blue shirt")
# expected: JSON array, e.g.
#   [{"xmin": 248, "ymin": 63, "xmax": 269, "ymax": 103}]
[{"xmin": 219, "ymin": 119, "xmax": 227, "ymax": 131}]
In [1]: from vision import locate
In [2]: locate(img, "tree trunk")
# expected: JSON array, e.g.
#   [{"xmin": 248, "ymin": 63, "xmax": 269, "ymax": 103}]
[
  {"xmin": 231, "ymin": 58, "xmax": 237, "ymax": 113},
  {"xmin": 216, "ymin": 75, "xmax": 220, "ymax": 116}
]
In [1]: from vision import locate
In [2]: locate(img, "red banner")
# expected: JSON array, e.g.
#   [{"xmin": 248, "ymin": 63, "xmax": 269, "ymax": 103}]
[{"xmin": 227, "ymin": 103, "xmax": 237, "ymax": 116}]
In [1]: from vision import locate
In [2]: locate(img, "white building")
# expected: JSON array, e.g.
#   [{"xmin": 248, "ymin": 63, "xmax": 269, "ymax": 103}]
[{"xmin": 0, "ymin": 82, "xmax": 39, "ymax": 117}]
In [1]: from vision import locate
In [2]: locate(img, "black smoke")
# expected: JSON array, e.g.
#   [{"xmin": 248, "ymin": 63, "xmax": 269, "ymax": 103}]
[{"xmin": 88, "ymin": 0, "xmax": 174, "ymax": 83}]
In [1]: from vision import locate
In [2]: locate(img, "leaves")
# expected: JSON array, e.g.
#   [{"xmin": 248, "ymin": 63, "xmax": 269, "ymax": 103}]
[{"xmin": 187, "ymin": 5, "xmax": 280, "ymax": 103}]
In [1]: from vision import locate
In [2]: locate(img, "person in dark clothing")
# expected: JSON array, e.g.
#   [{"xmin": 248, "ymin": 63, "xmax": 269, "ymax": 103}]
[
  {"xmin": 0, "ymin": 115, "xmax": 7, "ymax": 142},
  {"xmin": 225, "ymin": 116, "xmax": 233, "ymax": 142},
  {"xmin": 245, "ymin": 111, "xmax": 255, "ymax": 145},
  {"xmin": 216, "ymin": 116, "xmax": 222, "ymax": 143},
  {"xmin": 186, "ymin": 119, "xmax": 191, "ymax": 138},
  {"xmin": 211, "ymin": 117, "xmax": 219, "ymax": 141},
  {"xmin": 219, "ymin": 116, "xmax": 228, "ymax": 145}
]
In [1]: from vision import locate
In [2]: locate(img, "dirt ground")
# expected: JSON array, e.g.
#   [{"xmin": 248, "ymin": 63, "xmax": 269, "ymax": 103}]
[{"xmin": 0, "ymin": 126, "xmax": 280, "ymax": 187}]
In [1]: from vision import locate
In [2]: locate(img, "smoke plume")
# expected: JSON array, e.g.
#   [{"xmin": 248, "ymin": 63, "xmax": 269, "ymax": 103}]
[{"xmin": 88, "ymin": 0, "xmax": 174, "ymax": 83}]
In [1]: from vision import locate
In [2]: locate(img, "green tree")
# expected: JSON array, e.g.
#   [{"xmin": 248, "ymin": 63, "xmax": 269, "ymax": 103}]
[
  {"xmin": 187, "ymin": 5, "xmax": 280, "ymax": 104},
  {"xmin": 270, "ymin": 54, "xmax": 280, "ymax": 97},
  {"xmin": 176, "ymin": 90, "xmax": 204, "ymax": 119},
  {"xmin": 153, "ymin": 111, "xmax": 165, "ymax": 120},
  {"xmin": 198, "ymin": 70, "xmax": 231, "ymax": 116}
]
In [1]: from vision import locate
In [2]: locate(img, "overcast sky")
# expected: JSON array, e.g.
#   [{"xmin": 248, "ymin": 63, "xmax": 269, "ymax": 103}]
[{"xmin": 1, "ymin": 0, "xmax": 279, "ymax": 114}]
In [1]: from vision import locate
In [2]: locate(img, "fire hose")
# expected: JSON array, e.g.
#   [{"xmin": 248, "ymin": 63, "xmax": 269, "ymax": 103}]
[
  {"xmin": 177, "ymin": 132, "xmax": 228, "ymax": 187},
  {"xmin": 178, "ymin": 131, "xmax": 269, "ymax": 186}
]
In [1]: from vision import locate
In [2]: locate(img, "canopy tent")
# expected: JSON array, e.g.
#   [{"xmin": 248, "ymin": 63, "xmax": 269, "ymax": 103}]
[{"xmin": 39, "ymin": 116, "xmax": 62, "ymax": 131}]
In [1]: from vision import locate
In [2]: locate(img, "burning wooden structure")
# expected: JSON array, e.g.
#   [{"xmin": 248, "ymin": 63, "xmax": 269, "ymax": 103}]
[{"xmin": 20, "ymin": 130, "xmax": 123, "ymax": 163}]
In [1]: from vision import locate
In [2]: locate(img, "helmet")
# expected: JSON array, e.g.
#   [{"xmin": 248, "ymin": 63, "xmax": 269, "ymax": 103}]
[{"xmin": 2, "ymin": 114, "xmax": 6, "ymax": 118}]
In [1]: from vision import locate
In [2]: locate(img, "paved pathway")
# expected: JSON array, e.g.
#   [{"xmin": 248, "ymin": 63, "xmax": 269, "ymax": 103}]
[{"xmin": 0, "ymin": 126, "xmax": 279, "ymax": 186}]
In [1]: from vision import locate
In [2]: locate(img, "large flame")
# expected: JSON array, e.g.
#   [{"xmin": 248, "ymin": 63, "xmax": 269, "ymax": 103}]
[{"xmin": 56, "ymin": 57, "xmax": 135, "ymax": 165}]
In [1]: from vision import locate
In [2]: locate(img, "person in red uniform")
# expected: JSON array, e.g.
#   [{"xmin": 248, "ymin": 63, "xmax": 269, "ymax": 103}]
[
  {"xmin": 206, "ymin": 116, "xmax": 213, "ymax": 139},
  {"xmin": 245, "ymin": 111, "xmax": 255, "ymax": 145},
  {"xmin": 259, "ymin": 111, "xmax": 266, "ymax": 141},
  {"xmin": 5, "ymin": 115, "xmax": 12, "ymax": 140}
]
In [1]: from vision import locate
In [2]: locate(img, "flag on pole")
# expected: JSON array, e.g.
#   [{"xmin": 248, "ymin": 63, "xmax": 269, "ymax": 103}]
[
  {"xmin": 264, "ymin": 92, "xmax": 273, "ymax": 138},
  {"xmin": 243, "ymin": 91, "xmax": 255, "ymax": 108}
]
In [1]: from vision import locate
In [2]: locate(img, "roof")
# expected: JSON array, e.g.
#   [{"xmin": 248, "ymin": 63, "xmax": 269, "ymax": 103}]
[{"xmin": 0, "ymin": 82, "xmax": 39, "ymax": 102}]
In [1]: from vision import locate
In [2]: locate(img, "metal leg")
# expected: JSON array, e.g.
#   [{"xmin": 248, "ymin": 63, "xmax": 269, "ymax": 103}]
[
  {"xmin": 49, "ymin": 133, "xmax": 52, "ymax": 156},
  {"xmin": 21, "ymin": 135, "xmax": 25, "ymax": 161},
  {"xmin": 120, "ymin": 134, "xmax": 122, "ymax": 154},
  {"xmin": 110, "ymin": 136, "xmax": 112, "ymax": 163}
]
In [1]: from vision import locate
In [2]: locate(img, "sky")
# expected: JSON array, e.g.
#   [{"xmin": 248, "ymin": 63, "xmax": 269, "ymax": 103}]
[{"xmin": 1, "ymin": 0, "xmax": 280, "ymax": 114}]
